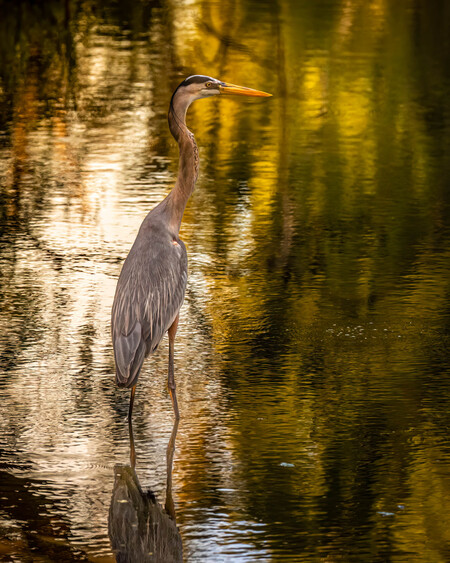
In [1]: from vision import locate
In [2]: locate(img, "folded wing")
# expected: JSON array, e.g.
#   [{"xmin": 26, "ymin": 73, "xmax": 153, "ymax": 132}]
[{"xmin": 112, "ymin": 233, "xmax": 187, "ymax": 388}]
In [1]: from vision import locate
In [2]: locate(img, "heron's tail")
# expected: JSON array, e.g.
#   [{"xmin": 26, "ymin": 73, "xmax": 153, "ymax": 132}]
[
  {"xmin": 114, "ymin": 322, "xmax": 146, "ymax": 389},
  {"xmin": 116, "ymin": 369, "xmax": 140, "ymax": 389}
]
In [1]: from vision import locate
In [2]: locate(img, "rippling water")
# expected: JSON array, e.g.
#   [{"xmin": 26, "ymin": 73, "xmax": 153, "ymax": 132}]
[{"xmin": 1, "ymin": 0, "xmax": 449, "ymax": 561}]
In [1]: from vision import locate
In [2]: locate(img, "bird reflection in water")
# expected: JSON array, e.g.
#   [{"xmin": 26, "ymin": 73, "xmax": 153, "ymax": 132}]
[{"xmin": 108, "ymin": 420, "xmax": 182, "ymax": 562}]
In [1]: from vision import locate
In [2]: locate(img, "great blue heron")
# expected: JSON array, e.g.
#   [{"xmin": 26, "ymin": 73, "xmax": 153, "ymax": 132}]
[{"xmin": 112, "ymin": 75, "xmax": 271, "ymax": 420}]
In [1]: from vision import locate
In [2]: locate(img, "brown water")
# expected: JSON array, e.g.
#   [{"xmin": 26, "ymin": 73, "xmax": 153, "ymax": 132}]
[{"xmin": 1, "ymin": 0, "xmax": 450, "ymax": 561}]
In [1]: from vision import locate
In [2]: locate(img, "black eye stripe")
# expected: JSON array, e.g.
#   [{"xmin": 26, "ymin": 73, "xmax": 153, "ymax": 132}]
[{"xmin": 183, "ymin": 75, "xmax": 215, "ymax": 86}]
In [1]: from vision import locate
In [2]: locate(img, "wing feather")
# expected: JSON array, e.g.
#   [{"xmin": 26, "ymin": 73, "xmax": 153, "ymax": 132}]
[{"xmin": 111, "ymin": 227, "xmax": 187, "ymax": 388}]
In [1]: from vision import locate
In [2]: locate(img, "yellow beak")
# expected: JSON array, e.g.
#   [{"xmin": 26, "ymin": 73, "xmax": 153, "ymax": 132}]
[{"xmin": 219, "ymin": 82, "xmax": 272, "ymax": 97}]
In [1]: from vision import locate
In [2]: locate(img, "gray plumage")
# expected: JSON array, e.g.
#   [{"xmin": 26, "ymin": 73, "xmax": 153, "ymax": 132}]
[{"xmin": 112, "ymin": 213, "xmax": 187, "ymax": 389}]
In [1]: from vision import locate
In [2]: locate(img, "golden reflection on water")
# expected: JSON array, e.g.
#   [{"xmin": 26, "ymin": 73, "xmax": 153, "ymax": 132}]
[{"xmin": 0, "ymin": 0, "xmax": 449, "ymax": 560}]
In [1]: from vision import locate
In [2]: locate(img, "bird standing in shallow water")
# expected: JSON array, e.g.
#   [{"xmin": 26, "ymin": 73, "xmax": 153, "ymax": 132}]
[{"xmin": 111, "ymin": 75, "xmax": 271, "ymax": 421}]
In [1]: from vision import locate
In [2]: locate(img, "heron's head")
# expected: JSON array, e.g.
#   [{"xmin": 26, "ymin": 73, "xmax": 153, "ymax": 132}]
[
  {"xmin": 171, "ymin": 75, "xmax": 271, "ymax": 114},
  {"xmin": 174, "ymin": 75, "xmax": 271, "ymax": 101},
  {"xmin": 169, "ymin": 75, "xmax": 271, "ymax": 136}
]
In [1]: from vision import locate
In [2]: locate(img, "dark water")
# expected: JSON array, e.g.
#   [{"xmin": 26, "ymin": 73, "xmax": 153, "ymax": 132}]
[{"xmin": 1, "ymin": 0, "xmax": 450, "ymax": 561}]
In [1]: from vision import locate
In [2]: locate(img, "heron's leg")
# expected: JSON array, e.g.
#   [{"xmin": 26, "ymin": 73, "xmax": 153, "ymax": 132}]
[
  {"xmin": 165, "ymin": 418, "xmax": 179, "ymax": 521},
  {"xmin": 127, "ymin": 385, "xmax": 136, "ymax": 422},
  {"xmin": 128, "ymin": 413, "xmax": 136, "ymax": 469},
  {"xmin": 168, "ymin": 315, "xmax": 180, "ymax": 419}
]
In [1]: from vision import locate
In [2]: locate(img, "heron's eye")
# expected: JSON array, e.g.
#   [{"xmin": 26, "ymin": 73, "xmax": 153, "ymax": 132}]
[{"xmin": 205, "ymin": 81, "xmax": 213, "ymax": 88}]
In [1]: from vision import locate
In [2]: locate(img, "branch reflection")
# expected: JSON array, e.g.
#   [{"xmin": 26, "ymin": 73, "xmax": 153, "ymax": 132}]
[{"xmin": 109, "ymin": 420, "xmax": 182, "ymax": 562}]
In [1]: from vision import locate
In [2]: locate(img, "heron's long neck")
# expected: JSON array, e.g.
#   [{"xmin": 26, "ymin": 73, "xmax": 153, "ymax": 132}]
[{"xmin": 166, "ymin": 96, "xmax": 199, "ymax": 234}]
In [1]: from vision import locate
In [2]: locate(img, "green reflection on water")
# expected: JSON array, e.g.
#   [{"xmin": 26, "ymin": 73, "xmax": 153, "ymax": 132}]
[{"xmin": 0, "ymin": 0, "xmax": 449, "ymax": 561}]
